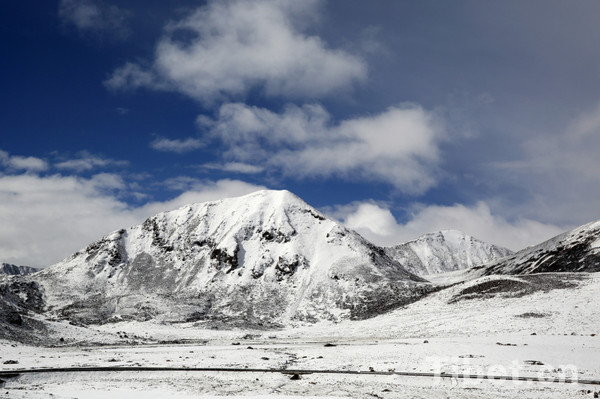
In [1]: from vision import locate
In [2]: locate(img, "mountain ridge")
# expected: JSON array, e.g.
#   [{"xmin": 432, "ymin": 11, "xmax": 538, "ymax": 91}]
[
  {"xmin": 385, "ymin": 230, "xmax": 513, "ymax": 276},
  {"xmin": 0, "ymin": 263, "xmax": 39, "ymax": 276},
  {"xmin": 34, "ymin": 190, "xmax": 432, "ymax": 327},
  {"xmin": 473, "ymin": 220, "xmax": 600, "ymax": 276}
]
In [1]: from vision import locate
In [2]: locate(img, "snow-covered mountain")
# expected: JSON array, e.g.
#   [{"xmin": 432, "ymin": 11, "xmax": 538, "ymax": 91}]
[
  {"xmin": 384, "ymin": 230, "xmax": 512, "ymax": 276},
  {"xmin": 35, "ymin": 190, "xmax": 431, "ymax": 327},
  {"xmin": 474, "ymin": 220, "xmax": 600, "ymax": 276},
  {"xmin": 0, "ymin": 263, "xmax": 39, "ymax": 275}
]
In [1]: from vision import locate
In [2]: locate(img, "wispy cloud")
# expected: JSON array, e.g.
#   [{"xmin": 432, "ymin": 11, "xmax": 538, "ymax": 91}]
[
  {"xmin": 202, "ymin": 162, "xmax": 264, "ymax": 174},
  {"xmin": 0, "ymin": 149, "xmax": 48, "ymax": 172},
  {"xmin": 105, "ymin": 0, "xmax": 366, "ymax": 102},
  {"xmin": 58, "ymin": 0, "xmax": 131, "ymax": 40},
  {"xmin": 199, "ymin": 102, "xmax": 443, "ymax": 193},
  {"xmin": 55, "ymin": 152, "xmax": 128, "ymax": 172},
  {"xmin": 150, "ymin": 137, "xmax": 204, "ymax": 153}
]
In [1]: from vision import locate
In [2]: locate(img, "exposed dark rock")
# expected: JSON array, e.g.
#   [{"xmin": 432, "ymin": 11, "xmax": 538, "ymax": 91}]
[
  {"xmin": 348, "ymin": 284, "xmax": 440, "ymax": 320},
  {"xmin": 260, "ymin": 229, "xmax": 292, "ymax": 243},
  {"xmin": 524, "ymin": 360, "xmax": 544, "ymax": 365},
  {"xmin": 301, "ymin": 208, "xmax": 325, "ymax": 221},
  {"xmin": 275, "ymin": 256, "xmax": 305, "ymax": 281},
  {"xmin": 6, "ymin": 312, "xmax": 22, "ymax": 326},
  {"xmin": 449, "ymin": 274, "xmax": 583, "ymax": 304},
  {"xmin": 210, "ymin": 246, "xmax": 239, "ymax": 272},
  {"xmin": 0, "ymin": 280, "xmax": 44, "ymax": 312},
  {"xmin": 516, "ymin": 312, "xmax": 550, "ymax": 319}
]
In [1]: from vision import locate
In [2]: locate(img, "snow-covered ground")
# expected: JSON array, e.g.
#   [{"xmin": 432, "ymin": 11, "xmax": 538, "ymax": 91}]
[
  {"xmin": 2, "ymin": 272, "xmax": 599, "ymax": 398},
  {"xmin": 1, "ymin": 335, "xmax": 597, "ymax": 398}
]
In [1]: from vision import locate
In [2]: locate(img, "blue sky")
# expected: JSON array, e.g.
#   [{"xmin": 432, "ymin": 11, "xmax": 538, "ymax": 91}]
[{"xmin": 2, "ymin": 0, "xmax": 600, "ymax": 267}]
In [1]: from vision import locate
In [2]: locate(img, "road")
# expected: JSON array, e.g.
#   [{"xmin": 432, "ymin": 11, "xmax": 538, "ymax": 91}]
[{"xmin": 1, "ymin": 366, "xmax": 599, "ymax": 385}]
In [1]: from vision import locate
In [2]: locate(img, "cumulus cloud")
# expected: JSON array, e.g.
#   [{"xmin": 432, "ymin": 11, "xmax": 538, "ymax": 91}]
[
  {"xmin": 58, "ymin": 0, "xmax": 131, "ymax": 40},
  {"xmin": 0, "ymin": 171, "xmax": 265, "ymax": 268},
  {"xmin": 200, "ymin": 102, "xmax": 442, "ymax": 193},
  {"xmin": 55, "ymin": 152, "xmax": 128, "ymax": 172},
  {"xmin": 0, "ymin": 150, "xmax": 48, "ymax": 172},
  {"xmin": 150, "ymin": 137, "xmax": 205, "ymax": 153},
  {"xmin": 329, "ymin": 201, "xmax": 565, "ymax": 252},
  {"xmin": 105, "ymin": 0, "xmax": 366, "ymax": 102}
]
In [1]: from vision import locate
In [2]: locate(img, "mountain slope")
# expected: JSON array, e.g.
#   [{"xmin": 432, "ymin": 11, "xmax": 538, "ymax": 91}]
[
  {"xmin": 35, "ymin": 190, "xmax": 431, "ymax": 327},
  {"xmin": 474, "ymin": 220, "xmax": 600, "ymax": 276},
  {"xmin": 384, "ymin": 230, "xmax": 512, "ymax": 276},
  {"xmin": 1, "ymin": 263, "xmax": 39, "ymax": 275}
]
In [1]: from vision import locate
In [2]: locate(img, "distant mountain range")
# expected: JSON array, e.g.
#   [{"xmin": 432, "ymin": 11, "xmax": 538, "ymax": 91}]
[
  {"xmin": 1, "ymin": 190, "xmax": 599, "ymax": 344},
  {"xmin": 384, "ymin": 230, "xmax": 512, "ymax": 275},
  {"xmin": 1, "ymin": 263, "xmax": 39, "ymax": 276}
]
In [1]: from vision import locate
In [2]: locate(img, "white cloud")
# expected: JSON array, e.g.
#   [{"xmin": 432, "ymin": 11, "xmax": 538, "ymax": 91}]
[
  {"xmin": 7, "ymin": 156, "xmax": 48, "ymax": 172},
  {"xmin": 0, "ymin": 173, "xmax": 129, "ymax": 268},
  {"xmin": 58, "ymin": 0, "xmax": 131, "ymax": 40},
  {"xmin": 105, "ymin": 0, "xmax": 366, "ymax": 102},
  {"xmin": 200, "ymin": 102, "xmax": 442, "ymax": 193},
  {"xmin": 329, "ymin": 201, "xmax": 565, "ymax": 252},
  {"xmin": 107, "ymin": 63, "xmax": 159, "ymax": 90},
  {"xmin": 0, "ymin": 172, "xmax": 265, "ymax": 268},
  {"xmin": 202, "ymin": 162, "xmax": 264, "ymax": 174},
  {"xmin": 0, "ymin": 150, "xmax": 48, "ymax": 172},
  {"xmin": 55, "ymin": 153, "xmax": 128, "ymax": 172},
  {"xmin": 150, "ymin": 137, "xmax": 204, "ymax": 153}
]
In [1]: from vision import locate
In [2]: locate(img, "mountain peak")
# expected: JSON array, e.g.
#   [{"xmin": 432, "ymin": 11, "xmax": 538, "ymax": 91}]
[
  {"xmin": 385, "ymin": 230, "xmax": 512, "ymax": 275},
  {"xmin": 409, "ymin": 230, "xmax": 480, "ymax": 243},
  {"xmin": 36, "ymin": 190, "xmax": 430, "ymax": 327},
  {"xmin": 225, "ymin": 189, "xmax": 304, "ymax": 204}
]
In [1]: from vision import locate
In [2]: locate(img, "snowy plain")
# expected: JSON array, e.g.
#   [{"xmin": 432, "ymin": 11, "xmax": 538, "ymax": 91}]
[{"xmin": 2, "ymin": 271, "xmax": 599, "ymax": 398}]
